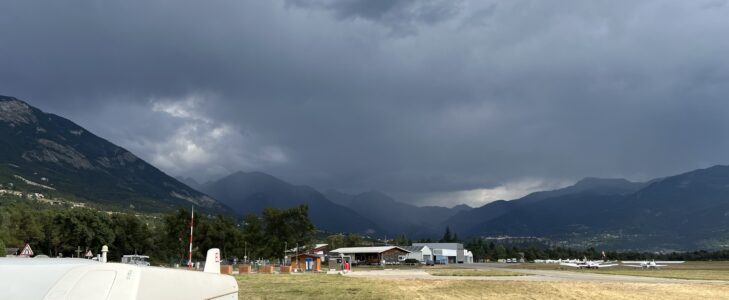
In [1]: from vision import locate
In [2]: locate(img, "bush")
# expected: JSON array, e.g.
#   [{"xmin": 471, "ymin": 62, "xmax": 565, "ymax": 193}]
[{"xmin": 403, "ymin": 258, "xmax": 419, "ymax": 264}]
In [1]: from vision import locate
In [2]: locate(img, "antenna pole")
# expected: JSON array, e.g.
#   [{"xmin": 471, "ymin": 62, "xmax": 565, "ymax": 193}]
[{"xmin": 188, "ymin": 206, "xmax": 194, "ymax": 269}]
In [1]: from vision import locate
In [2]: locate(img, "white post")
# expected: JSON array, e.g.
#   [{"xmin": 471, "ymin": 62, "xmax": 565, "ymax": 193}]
[
  {"xmin": 188, "ymin": 206, "xmax": 194, "ymax": 269},
  {"xmin": 101, "ymin": 245, "xmax": 109, "ymax": 263}
]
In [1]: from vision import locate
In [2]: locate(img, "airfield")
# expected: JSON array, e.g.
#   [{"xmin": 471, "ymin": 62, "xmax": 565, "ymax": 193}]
[{"xmin": 234, "ymin": 262, "xmax": 729, "ymax": 299}]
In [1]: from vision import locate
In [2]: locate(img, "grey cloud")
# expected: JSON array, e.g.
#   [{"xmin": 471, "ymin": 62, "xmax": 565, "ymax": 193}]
[
  {"xmin": 286, "ymin": 0, "xmax": 462, "ymax": 35},
  {"xmin": 1, "ymin": 0, "xmax": 729, "ymax": 207}
]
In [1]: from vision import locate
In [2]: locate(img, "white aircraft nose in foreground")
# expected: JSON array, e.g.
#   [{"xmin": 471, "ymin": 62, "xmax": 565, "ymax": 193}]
[
  {"xmin": 0, "ymin": 248, "xmax": 238, "ymax": 300},
  {"xmin": 621, "ymin": 259, "xmax": 685, "ymax": 269}
]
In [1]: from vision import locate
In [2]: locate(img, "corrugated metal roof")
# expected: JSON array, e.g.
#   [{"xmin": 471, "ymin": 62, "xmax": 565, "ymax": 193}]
[
  {"xmin": 403, "ymin": 245, "xmax": 426, "ymax": 252},
  {"xmin": 329, "ymin": 246, "xmax": 411, "ymax": 254},
  {"xmin": 290, "ymin": 253, "xmax": 320, "ymax": 258},
  {"xmin": 412, "ymin": 243, "xmax": 463, "ymax": 250}
]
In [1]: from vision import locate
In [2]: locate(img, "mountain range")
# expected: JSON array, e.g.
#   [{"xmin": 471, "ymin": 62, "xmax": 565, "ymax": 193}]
[
  {"xmin": 5, "ymin": 94, "xmax": 729, "ymax": 250},
  {"xmin": 442, "ymin": 177, "xmax": 649, "ymax": 239},
  {"xmin": 441, "ymin": 168, "xmax": 729, "ymax": 250},
  {"xmin": 195, "ymin": 171, "xmax": 381, "ymax": 234}
]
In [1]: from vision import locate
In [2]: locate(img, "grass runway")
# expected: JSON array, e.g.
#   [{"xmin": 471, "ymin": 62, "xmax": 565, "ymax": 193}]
[{"xmin": 235, "ymin": 262, "xmax": 729, "ymax": 300}]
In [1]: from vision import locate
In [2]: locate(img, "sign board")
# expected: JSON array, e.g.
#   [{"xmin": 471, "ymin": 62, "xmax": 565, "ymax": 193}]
[{"xmin": 19, "ymin": 243, "xmax": 34, "ymax": 257}]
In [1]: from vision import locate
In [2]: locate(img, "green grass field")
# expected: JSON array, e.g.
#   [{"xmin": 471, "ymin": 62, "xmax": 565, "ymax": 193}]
[
  {"xmin": 587, "ymin": 268, "xmax": 729, "ymax": 281},
  {"xmin": 235, "ymin": 273, "xmax": 729, "ymax": 299}
]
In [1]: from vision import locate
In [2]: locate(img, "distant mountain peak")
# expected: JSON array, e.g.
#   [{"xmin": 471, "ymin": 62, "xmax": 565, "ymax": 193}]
[
  {"xmin": 228, "ymin": 170, "xmax": 278, "ymax": 180},
  {"xmin": 452, "ymin": 204, "xmax": 472, "ymax": 210},
  {"xmin": 200, "ymin": 171, "xmax": 380, "ymax": 234},
  {"xmin": 573, "ymin": 177, "xmax": 634, "ymax": 188}
]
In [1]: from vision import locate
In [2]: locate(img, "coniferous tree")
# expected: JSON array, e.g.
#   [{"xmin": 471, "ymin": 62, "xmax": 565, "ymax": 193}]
[{"xmin": 440, "ymin": 226, "xmax": 453, "ymax": 243}]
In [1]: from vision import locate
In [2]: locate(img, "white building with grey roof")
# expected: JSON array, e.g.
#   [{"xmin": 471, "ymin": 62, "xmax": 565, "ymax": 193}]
[
  {"xmin": 401, "ymin": 245, "xmax": 433, "ymax": 263},
  {"xmin": 412, "ymin": 243, "xmax": 470, "ymax": 264}
]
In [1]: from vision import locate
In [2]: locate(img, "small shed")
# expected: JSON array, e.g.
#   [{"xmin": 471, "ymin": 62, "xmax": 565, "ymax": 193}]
[{"xmin": 290, "ymin": 253, "xmax": 321, "ymax": 272}]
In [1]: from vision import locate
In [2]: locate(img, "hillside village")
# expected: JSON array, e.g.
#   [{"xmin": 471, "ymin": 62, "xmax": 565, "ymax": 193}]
[{"xmin": 0, "ymin": 183, "xmax": 86, "ymax": 208}]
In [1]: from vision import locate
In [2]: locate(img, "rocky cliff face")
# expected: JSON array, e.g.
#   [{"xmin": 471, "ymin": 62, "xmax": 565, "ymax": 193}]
[{"xmin": 0, "ymin": 98, "xmax": 37, "ymax": 125}]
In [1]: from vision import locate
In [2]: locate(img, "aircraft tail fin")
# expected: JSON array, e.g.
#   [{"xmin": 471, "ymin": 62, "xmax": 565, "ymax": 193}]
[{"xmin": 203, "ymin": 248, "xmax": 221, "ymax": 274}]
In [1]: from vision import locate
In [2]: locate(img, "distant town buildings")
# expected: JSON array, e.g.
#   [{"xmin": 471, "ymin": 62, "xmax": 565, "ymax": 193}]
[
  {"xmin": 0, "ymin": 189, "xmax": 24, "ymax": 197},
  {"xmin": 0, "ymin": 187, "xmax": 85, "ymax": 208}
]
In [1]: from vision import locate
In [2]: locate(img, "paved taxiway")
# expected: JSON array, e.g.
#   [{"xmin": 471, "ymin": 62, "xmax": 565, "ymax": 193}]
[{"xmin": 344, "ymin": 264, "xmax": 729, "ymax": 285}]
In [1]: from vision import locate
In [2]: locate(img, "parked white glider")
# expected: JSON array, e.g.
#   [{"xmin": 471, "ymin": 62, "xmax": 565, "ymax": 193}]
[
  {"xmin": 560, "ymin": 257, "xmax": 618, "ymax": 269},
  {"xmin": 621, "ymin": 259, "xmax": 685, "ymax": 269}
]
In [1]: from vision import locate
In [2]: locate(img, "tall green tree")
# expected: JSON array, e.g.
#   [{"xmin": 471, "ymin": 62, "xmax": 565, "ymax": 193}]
[
  {"xmin": 393, "ymin": 234, "xmax": 409, "ymax": 246},
  {"xmin": 110, "ymin": 214, "xmax": 153, "ymax": 261},
  {"xmin": 440, "ymin": 226, "xmax": 456, "ymax": 243},
  {"xmin": 242, "ymin": 213, "xmax": 266, "ymax": 260},
  {"xmin": 344, "ymin": 233, "xmax": 363, "ymax": 247},
  {"xmin": 158, "ymin": 209, "xmax": 195, "ymax": 265},
  {"xmin": 261, "ymin": 205, "xmax": 315, "ymax": 259}
]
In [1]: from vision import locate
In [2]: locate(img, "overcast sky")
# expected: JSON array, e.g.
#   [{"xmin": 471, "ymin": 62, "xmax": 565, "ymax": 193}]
[{"xmin": 2, "ymin": 0, "xmax": 729, "ymax": 207}]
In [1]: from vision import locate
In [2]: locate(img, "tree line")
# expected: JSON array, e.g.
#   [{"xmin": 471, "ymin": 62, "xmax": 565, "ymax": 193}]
[
  {"xmin": 392, "ymin": 227, "xmax": 729, "ymax": 262},
  {"xmin": 0, "ymin": 200, "xmax": 315, "ymax": 265},
  {"xmin": 464, "ymin": 238, "xmax": 729, "ymax": 261}
]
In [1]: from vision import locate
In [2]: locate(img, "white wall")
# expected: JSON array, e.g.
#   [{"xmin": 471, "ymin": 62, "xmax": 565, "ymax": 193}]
[{"xmin": 403, "ymin": 246, "xmax": 432, "ymax": 262}]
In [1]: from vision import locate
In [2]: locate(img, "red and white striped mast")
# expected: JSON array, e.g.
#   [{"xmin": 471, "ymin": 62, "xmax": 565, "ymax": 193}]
[{"xmin": 187, "ymin": 206, "xmax": 194, "ymax": 269}]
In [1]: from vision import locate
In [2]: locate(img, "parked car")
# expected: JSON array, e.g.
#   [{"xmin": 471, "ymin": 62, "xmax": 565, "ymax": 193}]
[{"xmin": 121, "ymin": 255, "xmax": 150, "ymax": 266}]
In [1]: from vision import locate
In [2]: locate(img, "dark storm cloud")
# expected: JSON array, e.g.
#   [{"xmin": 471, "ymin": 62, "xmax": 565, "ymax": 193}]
[{"xmin": 1, "ymin": 0, "xmax": 729, "ymax": 207}]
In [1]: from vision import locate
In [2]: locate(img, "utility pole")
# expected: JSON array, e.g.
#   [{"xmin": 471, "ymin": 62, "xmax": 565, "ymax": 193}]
[{"xmin": 187, "ymin": 206, "xmax": 194, "ymax": 269}]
